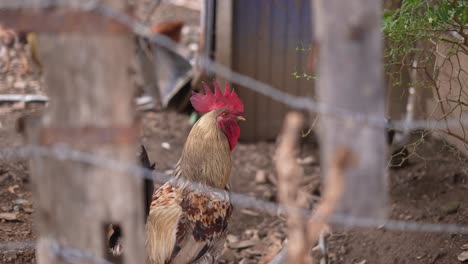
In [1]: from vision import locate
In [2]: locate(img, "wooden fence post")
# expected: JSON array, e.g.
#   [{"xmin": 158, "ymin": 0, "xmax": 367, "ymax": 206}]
[
  {"xmin": 25, "ymin": 1, "xmax": 145, "ymax": 263},
  {"xmin": 312, "ymin": 0, "xmax": 388, "ymax": 218}
]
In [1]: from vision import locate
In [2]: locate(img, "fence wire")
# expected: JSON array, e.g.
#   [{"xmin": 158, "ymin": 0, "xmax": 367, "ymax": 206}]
[
  {"xmin": 1, "ymin": 0, "xmax": 468, "ymax": 263},
  {"xmin": 0, "ymin": 0, "xmax": 467, "ymax": 132},
  {"xmin": 1, "ymin": 145, "xmax": 468, "ymax": 235}
]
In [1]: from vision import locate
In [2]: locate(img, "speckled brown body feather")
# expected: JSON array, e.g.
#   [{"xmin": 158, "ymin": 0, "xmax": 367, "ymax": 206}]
[{"xmin": 146, "ymin": 110, "xmax": 234, "ymax": 264}]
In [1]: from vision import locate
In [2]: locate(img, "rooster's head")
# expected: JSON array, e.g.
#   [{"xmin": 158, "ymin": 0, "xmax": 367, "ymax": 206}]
[{"xmin": 190, "ymin": 81, "xmax": 245, "ymax": 150}]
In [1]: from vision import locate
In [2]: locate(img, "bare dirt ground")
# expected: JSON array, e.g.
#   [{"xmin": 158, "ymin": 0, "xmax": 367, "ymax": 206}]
[
  {"xmin": 3, "ymin": 97, "xmax": 468, "ymax": 264},
  {"xmin": 3, "ymin": 4, "xmax": 468, "ymax": 264}
]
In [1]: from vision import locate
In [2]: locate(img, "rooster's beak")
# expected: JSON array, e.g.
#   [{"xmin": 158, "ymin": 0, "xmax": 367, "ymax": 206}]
[{"xmin": 237, "ymin": 116, "xmax": 246, "ymax": 122}]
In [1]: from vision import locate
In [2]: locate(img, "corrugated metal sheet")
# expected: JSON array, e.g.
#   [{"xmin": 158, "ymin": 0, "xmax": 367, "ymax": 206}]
[{"xmin": 230, "ymin": 0, "xmax": 313, "ymax": 141}]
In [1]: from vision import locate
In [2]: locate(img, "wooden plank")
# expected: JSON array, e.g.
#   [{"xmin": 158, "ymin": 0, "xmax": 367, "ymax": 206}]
[
  {"xmin": 27, "ymin": 1, "xmax": 145, "ymax": 263},
  {"xmin": 214, "ymin": 0, "xmax": 232, "ymax": 72},
  {"xmin": 298, "ymin": 0, "xmax": 314, "ymax": 99},
  {"xmin": 223, "ymin": 0, "xmax": 317, "ymax": 140},
  {"xmin": 297, "ymin": 0, "xmax": 316, "ymax": 129},
  {"xmin": 234, "ymin": 0, "xmax": 258, "ymax": 141},
  {"xmin": 254, "ymin": 0, "xmax": 273, "ymax": 139},
  {"xmin": 268, "ymin": 0, "xmax": 289, "ymax": 138},
  {"xmin": 313, "ymin": 0, "xmax": 388, "ymax": 218},
  {"xmin": 284, "ymin": 0, "xmax": 301, "ymax": 105}
]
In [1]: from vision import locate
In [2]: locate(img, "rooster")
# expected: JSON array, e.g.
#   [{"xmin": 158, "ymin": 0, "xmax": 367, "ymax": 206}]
[{"xmin": 146, "ymin": 81, "xmax": 245, "ymax": 264}]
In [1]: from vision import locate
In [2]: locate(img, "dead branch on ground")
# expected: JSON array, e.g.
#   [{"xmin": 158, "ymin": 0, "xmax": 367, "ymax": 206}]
[{"xmin": 275, "ymin": 111, "xmax": 354, "ymax": 264}]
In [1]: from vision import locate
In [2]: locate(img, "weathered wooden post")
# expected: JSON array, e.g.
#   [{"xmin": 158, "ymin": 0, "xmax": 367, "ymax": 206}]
[
  {"xmin": 312, "ymin": 0, "xmax": 388, "ymax": 218},
  {"xmin": 10, "ymin": 1, "xmax": 146, "ymax": 263}
]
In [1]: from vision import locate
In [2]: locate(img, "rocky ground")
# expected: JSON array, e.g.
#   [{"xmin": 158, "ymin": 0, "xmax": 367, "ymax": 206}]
[{"xmin": 2, "ymin": 2, "xmax": 468, "ymax": 264}]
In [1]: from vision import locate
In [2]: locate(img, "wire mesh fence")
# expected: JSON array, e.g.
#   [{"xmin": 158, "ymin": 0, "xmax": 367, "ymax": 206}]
[{"xmin": 0, "ymin": 0, "xmax": 467, "ymax": 263}]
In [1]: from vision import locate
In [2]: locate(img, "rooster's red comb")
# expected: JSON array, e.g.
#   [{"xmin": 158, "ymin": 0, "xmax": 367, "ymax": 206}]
[{"xmin": 190, "ymin": 81, "xmax": 244, "ymax": 115}]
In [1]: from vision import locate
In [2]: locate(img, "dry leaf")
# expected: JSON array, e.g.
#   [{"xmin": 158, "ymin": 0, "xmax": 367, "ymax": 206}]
[
  {"xmin": 0, "ymin": 212, "xmax": 18, "ymax": 221},
  {"xmin": 297, "ymin": 156, "xmax": 317, "ymax": 165},
  {"xmin": 226, "ymin": 234, "xmax": 239, "ymax": 244},
  {"xmin": 241, "ymin": 209, "xmax": 260, "ymax": 216},
  {"xmin": 228, "ymin": 240, "xmax": 257, "ymax": 250},
  {"xmin": 7, "ymin": 185, "xmax": 19, "ymax": 194},
  {"xmin": 23, "ymin": 207, "xmax": 34, "ymax": 214},
  {"xmin": 458, "ymin": 251, "xmax": 468, "ymax": 261}
]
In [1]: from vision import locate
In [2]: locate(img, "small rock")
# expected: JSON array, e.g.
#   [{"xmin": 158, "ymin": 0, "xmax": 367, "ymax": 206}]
[
  {"xmin": 161, "ymin": 142, "xmax": 171, "ymax": 150},
  {"xmin": 441, "ymin": 201, "xmax": 460, "ymax": 215},
  {"xmin": 244, "ymin": 229, "xmax": 259, "ymax": 240},
  {"xmin": 8, "ymin": 184, "xmax": 19, "ymax": 194},
  {"xmin": 23, "ymin": 207, "xmax": 34, "ymax": 214},
  {"xmin": 355, "ymin": 260, "xmax": 366, "ymax": 264},
  {"xmin": 403, "ymin": 214, "xmax": 413, "ymax": 220},
  {"xmin": 458, "ymin": 250, "xmax": 468, "ymax": 261},
  {"xmin": 14, "ymin": 199, "xmax": 30, "ymax": 205},
  {"xmin": 228, "ymin": 240, "xmax": 256, "ymax": 250},
  {"xmin": 462, "ymin": 243, "xmax": 468, "ymax": 250},
  {"xmin": 255, "ymin": 170, "xmax": 267, "ymax": 184},
  {"xmin": 297, "ymin": 156, "xmax": 316, "ymax": 165},
  {"xmin": 0, "ymin": 212, "xmax": 18, "ymax": 221}
]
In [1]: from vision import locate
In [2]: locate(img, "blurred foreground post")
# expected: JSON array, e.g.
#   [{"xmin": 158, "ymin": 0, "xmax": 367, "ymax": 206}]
[
  {"xmin": 22, "ymin": 1, "xmax": 145, "ymax": 263},
  {"xmin": 312, "ymin": 0, "xmax": 388, "ymax": 218}
]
